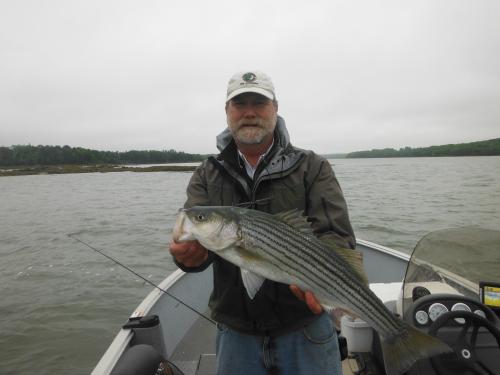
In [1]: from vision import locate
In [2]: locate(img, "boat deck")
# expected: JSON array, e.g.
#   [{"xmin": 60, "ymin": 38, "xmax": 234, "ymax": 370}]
[
  {"xmin": 170, "ymin": 312, "xmax": 217, "ymax": 375},
  {"xmin": 169, "ymin": 312, "xmax": 387, "ymax": 375},
  {"xmin": 168, "ymin": 281, "xmax": 403, "ymax": 375}
]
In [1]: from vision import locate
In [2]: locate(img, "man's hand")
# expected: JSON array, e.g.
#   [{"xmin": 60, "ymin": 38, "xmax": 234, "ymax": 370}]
[
  {"xmin": 289, "ymin": 285, "xmax": 323, "ymax": 315},
  {"xmin": 169, "ymin": 240, "xmax": 208, "ymax": 268}
]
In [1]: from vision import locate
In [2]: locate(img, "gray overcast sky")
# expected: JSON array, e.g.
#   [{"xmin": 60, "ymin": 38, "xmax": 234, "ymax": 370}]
[{"xmin": 1, "ymin": 0, "xmax": 499, "ymax": 154}]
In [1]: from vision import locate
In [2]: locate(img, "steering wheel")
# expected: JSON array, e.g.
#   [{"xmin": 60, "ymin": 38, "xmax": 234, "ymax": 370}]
[{"xmin": 428, "ymin": 311, "xmax": 500, "ymax": 375}]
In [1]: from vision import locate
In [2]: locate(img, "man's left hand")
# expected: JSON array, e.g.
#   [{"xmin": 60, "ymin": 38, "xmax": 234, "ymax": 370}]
[{"xmin": 289, "ymin": 285, "xmax": 323, "ymax": 315}]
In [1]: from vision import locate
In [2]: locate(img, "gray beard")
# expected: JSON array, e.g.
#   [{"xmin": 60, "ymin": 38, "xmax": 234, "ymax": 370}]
[
  {"xmin": 235, "ymin": 129, "xmax": 267, "ymax": 145},
  {"xmin": 228, "ymin": 117, "xmax": 276, "ymax": 145}
]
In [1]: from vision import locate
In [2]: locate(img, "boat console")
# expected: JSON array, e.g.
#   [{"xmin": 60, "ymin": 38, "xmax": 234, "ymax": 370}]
[
  {"xmin": 399, "ymin": 227, "xmax": 500, "ymax": 375},
  {"xmin": 345, "ymin": 227, "xmax": 500, "ymax": 375}
]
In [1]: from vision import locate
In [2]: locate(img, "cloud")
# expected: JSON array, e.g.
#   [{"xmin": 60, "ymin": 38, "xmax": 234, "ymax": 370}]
[{"xmin": 1, "ymin": 0, "xmax": 499, "ymax": 154}]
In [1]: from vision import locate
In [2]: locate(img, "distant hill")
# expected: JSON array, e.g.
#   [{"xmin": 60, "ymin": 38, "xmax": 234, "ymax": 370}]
[
  {"xmin": 346, "ymin": 138, "xmax": 500, "ymax": 158},
  {"xmin": 321, "ymin": 153, "xmax": 347, "ymax": 159},
  {"xmin": 0, "ymin": 144, "xmax": 208, "ymax": 166}
]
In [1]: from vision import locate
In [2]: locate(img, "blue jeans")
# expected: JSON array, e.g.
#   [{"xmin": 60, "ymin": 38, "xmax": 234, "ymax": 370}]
[{"xmin": 215, "ymin": 313, "xmax": 342, "ymax": 375}]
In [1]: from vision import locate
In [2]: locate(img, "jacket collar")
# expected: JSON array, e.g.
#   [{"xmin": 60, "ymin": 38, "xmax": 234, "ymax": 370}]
[{"xmin": 212, "ymin": 115, "xmax": 304, "ymax": 188}]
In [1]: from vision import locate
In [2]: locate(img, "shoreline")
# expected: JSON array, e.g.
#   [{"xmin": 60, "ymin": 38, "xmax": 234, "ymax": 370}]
[{"xmin": 0, "ymin": 164, "xmax": 198, "ymax": 177}]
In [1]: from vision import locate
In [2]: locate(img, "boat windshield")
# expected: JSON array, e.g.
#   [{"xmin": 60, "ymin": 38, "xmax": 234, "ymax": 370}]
[{"xmin": 402, "ymin": 227, "xmax": 500, "ymax": 317}]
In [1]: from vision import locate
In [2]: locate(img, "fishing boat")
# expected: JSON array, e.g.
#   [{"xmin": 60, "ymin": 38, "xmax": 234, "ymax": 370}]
[{"xmin": 92, "ymin": 227, "xmax": 500, "ymax": 375}]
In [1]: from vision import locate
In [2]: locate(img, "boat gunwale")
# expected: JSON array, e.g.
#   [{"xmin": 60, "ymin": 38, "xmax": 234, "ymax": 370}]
[
  {"xmin": 357, "ymin": 238, "xmax": 410, "ymax": 261},
  {"xmin": 91, "ymin": 269, "xmax": 186, "ymax": 374}
]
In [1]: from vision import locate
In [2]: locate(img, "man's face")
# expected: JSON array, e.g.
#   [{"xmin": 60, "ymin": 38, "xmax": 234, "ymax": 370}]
[{"xmin": 225, "ymin": 93, "xmax": 278, "ymax": 145}]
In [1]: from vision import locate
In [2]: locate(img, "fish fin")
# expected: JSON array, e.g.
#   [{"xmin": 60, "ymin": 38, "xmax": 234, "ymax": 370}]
[
  {"xmin": 315, "ymin": 295, "xmax": 340, "ymax": 314},
  {"xmin": 321, "ymin": 239, "xmax": 369, "ymax": 286},
  {"xmin": 381, "ymin": 324, "xmax": 452, "ymax": 375},
  {"xmin": 335, "ymin": 247, "xmax": 369, "ymax": 286},
  {"xmin": 319, "ymin": 303, "xmax": 335, "ymax": 314},
  {"xmin": 275, "ymin": 210, "xmax": 370, "ymax": 285},
  {"xmin": 274, "ymin": 210, "xmax": 314, "ymax": 234},
  {"xmin": 240, "ymin": 269, "xmax": 265, "ymax": 299}
]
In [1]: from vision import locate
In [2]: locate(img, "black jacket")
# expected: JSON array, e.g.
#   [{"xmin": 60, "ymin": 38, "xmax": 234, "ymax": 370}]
[{"xmin": 176, "ymin": 116, "xmax": 355, "ymax": 335}]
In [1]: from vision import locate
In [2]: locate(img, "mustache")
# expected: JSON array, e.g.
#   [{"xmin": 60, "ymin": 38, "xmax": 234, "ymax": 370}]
[{"xmin": 237, "ymin": 118, "xmax": 263, "ymax": 128}]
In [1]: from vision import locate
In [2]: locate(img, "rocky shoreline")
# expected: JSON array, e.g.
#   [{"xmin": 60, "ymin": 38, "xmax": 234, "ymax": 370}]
[{"xmin": 0, "ymin": 164, "xmax": 198, "ymax": 177}]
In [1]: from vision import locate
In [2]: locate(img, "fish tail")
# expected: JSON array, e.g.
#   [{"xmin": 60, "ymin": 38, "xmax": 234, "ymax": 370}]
[{"xmin": 381, "ymin": 324, "xmax": 452, "ymax": 375}]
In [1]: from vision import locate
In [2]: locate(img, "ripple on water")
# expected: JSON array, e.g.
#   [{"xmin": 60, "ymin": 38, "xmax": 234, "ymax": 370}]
[{"xmin": 1, "ymin": 159, "xmax": 500, "ymax": 374}]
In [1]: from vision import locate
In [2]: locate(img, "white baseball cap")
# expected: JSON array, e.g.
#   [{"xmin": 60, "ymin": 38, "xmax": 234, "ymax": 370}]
[{"xmin": 226, "ymin": 71, "xmax": 276, "ymax": 102}]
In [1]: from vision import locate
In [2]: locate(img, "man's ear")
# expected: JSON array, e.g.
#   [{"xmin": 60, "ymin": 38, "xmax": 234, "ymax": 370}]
[{"xmin": 225, "ymin": 102, "xmax": 229, "ymax": 113}]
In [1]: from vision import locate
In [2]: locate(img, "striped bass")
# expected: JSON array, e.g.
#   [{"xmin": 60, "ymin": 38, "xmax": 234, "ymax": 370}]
[{"xmin": 172, "ymin": 206, "xmax": 451, "ymax": 375}]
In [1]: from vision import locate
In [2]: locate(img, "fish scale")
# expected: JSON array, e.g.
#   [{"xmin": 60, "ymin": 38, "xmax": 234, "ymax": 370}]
[
  {"xmin": 243, "ymin": 217, "xmax": 352, "ymax": 301},
  {"xmin": 243, "ymin": 213, "xmax": 397, "ymax": 331},
  {"xmin": 240, "ymin": 211, "xmax": 402, "ymax": 335},
  {"xmin": 174, "ymin": 206, "xmax": 452, "ymax": 375}
]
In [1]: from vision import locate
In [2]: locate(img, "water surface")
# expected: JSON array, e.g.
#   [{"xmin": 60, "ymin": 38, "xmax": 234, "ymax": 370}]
[{"xmin": 1, "ymin": 156, "xmax": 499, "ymax": 374}]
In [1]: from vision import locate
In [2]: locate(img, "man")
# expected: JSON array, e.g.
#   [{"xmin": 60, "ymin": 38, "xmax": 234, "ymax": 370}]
[{"xmin": 170, "ymin": 71, "xmax": 355, "ymax": 375}]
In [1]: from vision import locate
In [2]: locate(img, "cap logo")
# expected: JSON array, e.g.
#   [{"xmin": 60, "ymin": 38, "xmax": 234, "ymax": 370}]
[{"xmin": 242, "ymin": 72, "xmax": 257, "ymax": 82}]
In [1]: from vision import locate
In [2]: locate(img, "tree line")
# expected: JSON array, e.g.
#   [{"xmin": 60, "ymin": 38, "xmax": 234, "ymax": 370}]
[
  {"xmin": 0, "ymin": 145, "xmax": 209, "ymax": 166},
  {"xmin": 346, "ymin": 138, "xmax": 500, "ymax": 158}
]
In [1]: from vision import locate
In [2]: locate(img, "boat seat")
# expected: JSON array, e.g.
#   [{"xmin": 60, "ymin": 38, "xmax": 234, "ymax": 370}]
[{"xmin": 110, "ymin": 344, "xmax": 184, "ymax": 375}]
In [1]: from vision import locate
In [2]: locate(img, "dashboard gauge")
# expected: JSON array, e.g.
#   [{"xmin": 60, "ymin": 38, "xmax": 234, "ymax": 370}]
[
  {"xmin": 429, "ymin": 303, "xmax": 449, "ymax": 321},
  {"xmin": 451, "ymin": 303, "xmax": 471, "ymax": 324},
  {"xmin": 474, "ymin": 309, "xmax": 486, "ymax": 319},
  {"xmin": 415, "ymin": 310, "xmax": 429, "ymax": 325}
]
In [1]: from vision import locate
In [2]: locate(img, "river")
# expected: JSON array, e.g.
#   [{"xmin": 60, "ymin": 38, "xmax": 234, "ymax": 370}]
[{"xmin": 1, "ymin": 156, "xmax": 499, "ymax": 374}]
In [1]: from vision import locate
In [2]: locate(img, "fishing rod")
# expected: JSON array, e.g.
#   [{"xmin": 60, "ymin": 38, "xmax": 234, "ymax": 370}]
[{"xmin": 67, "ymin": 233, "xmax": 216, "ymax": 325}]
